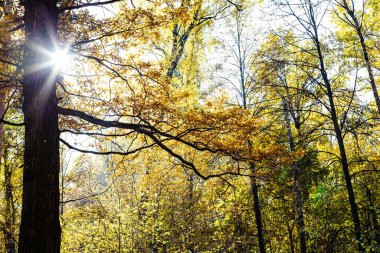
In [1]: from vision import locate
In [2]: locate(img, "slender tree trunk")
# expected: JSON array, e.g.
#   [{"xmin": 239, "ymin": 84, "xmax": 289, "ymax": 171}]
[
  {"xmin": 188, "ymin": 173, "xmax": 195, "ymax": 253},
  {"xmin": 357, "ymin": 31, "xmax": 380, "ymax": 114},
  {"xmin": 304, "ymin": 1, "xmax": 364, "ymax": 248},
  {"xmin": 286, "ymin": 221, "xmax": 295, "ymax": 253},
  {"xmin": 241, "ymin": 40, "xmax": 266, "ymax": 252},
  {"xmin": 281, "ymin": 97, "xmax": 307, "ymax": 253},
  {"xmin": 1, "ymin": 14, "xmax": 14, "ymax": 251},
  {"xmin": 0, "ymin": 92, "xmax": 4, "ymax": 157},
  {"xmin": 340, "ymin": 0, "xmax": 380, "ymax": 114},
  {"xmin": 3, "ymin": 145, "xmax": 16, "ymax": 253},
  {"xmin": 19, "ymin": 0, "xmax": 61, "ymax": 252},
  {"xmin": 250, "ymin": 170, "xmax": 266, "ymax": 253},
  {"xmin": 60, "ymin": 164, "xmax": 64, "ymax": 215},
  {"xmin": 0, "ymin": 92, "xmax": 5, "ymax": 185},
  {"xmin": 0, "ymin": 1, "xmax": 9, "ymax": 168},
  {"xmin": 238, "ymin": 23, "xmax": 266, "ymax": 249},
  {"xmin": 166, "ymin": 1, "xmax": 198, "ymax": 79},
  {"xmin": 314, "ymin": 33, "xmax": 364, "ymax": 252},
  {"xmin": 365, "ymin": 188, "xmax": 380, "ymax": 248}
]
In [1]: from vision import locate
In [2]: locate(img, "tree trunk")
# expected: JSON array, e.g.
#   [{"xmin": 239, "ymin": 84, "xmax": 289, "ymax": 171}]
[
  {"xmin": 0, "ymin": 92, "xmax": 4, "ymax": 160},
  {"xmin": 340, "ymin": 0, "xmax": 380, "ymax": 115},
  {"xmin": 304, "ymin": 1, "xmax": 364, "ymax": 248},
  {"xmin": 0, "ymin": 92, "xmax": 5, "ymax": 193},
  {"xmin": 3, "ymin": 145, "xmax": 16, "ymax": 253},
  {"xmin": 19, "ymin": 0, "xmax": 61, "ymax": 252},
  {"xmin": 365, "ymin": 187, "xmax": 380, "ymax": 249},
  {"xmin": 250, "ymin": 170, "xmax": 266, "ymax": 253},
  {"xmin": 314, "ymin": 34, "xmax": 364, "ymax": 252},
  {"xmin": 188, "ymin": 173, "xmax": 195, "ymax": 253},
  {"xmin": 281, "ymin": 97, "xmax": 307, "ymax": 253},
  {"xmin": 357, "ymin": 30, "xmax": 380, "ymax": 114},
  {"xmin": 286, "ymin": 221, "xmax": 295, "ymax": 253}
]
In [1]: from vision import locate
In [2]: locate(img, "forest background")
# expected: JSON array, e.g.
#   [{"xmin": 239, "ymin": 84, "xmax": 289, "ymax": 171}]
[{"xmin": 0, "ymin": 0, "xmax": 379, "ymax": 252}]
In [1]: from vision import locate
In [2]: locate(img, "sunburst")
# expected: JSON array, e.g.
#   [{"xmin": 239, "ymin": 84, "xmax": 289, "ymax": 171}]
[{"xmin": 26, "ymin": 41, "xmax": 73, "ymax": 76}]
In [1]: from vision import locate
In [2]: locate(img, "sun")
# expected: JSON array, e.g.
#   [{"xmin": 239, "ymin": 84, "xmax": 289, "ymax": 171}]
[
  {"xmin": 49, "ymin": 46, "xmax": 72, "ymax": 71},
  {"xmin": 25, "ymin": 41, "xmax": 74, "ymax": 94},
  {"xmin": 27, "ymin": 42, "xmax": 73, "ymax": 76}
]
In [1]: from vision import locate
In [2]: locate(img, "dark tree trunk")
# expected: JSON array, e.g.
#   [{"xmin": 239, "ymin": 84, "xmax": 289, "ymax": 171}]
[
  {"xmin": 19, "ymin": 0, "xmax": 61, "ymax": 252},
  {"xmin": 304, "ymin": 1, "xmax": 364, "ymax": 250},
  {"xmin": 357, "ymin": 30, "xmax": 380, "ymax": 115},
  {"xmin": 251, "ymin": 171, "xmax": 266, "ymax": 253},
  {"xmin": 365, "ymin": 187, "xmax": 380, "ymax": 248},
  {"xmin": 167, "ymin": 23, "xmax": 193, "ymax": 79},
  {"xmin": 314, "ymin": 33, "xmax": 364, "ymax": 253},
  {"xmin": 281, "ymin": 97, "xmax": 307, "ymax": 253},
  {"xmin": 188, "ymin": 173, "xmax": 195, "ymax": 253},
  {"xmin": 286, "ymin": 221, "xmax": 295, "ymax": 253},
  {"xmin": 0, "ymin": 92, "xmax": 4, "ymax": 158},
  {"xmin": 340, "ymin": 0, "xmax": 380, "ymax": 115}
]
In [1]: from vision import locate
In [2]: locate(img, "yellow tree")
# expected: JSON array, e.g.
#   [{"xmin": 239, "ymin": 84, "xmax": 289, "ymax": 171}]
[
  {"xmin": 2, "ymin": 0, "xmax": 277, "ymax": 252},
  {"xmin": 334, "ymin": 0, "xmax": 380, "ymax": 115}
]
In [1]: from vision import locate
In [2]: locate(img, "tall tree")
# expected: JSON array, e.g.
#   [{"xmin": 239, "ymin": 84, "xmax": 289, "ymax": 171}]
[
  {"xmin": 334, "ymin": 0, "xmax": 380, "ymax": 115},
  {"xmin": 19, "ymin": 0, "xmax": 61, "ymax": 252},
  {"xmin": 276, "ymin": 0, "xmax": 365, "ymax": 251},
  {"xmin": 256, "ymin": 32, "xmax": 321, "ymax": 252},
  {"xmin": 218, "ymin": 11, "xmax": 267, "ymax": 252},
  {"xmin": 17, "ymin": 1, "xmax": 266, "ymax": 251}
]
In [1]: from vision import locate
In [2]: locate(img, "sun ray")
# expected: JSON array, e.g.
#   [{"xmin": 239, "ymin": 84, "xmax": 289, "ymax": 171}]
[{"xmin": 27, "ymin": 40, "xmax": 73, "ymax": 74}]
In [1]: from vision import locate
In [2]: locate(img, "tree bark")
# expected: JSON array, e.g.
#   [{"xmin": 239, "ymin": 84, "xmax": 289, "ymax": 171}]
[
  {"xmin": 250, "ymin": 171, "xmax": 266, "ymax": 253},
  {"xmin": 286, "ymin": 221, "xmax": 295, "ymax": 253},
  {"xmin": 314, "ymin": 29, "xmax": 364, "ymax": 253},
  {"xmin": 236, "ymin": 17, "xmax": 266, "ymax": 250},
  {"xmin": 0, "ymin": 92, "xmax": 4, "ymax": 161},
  {"xmin": 281, "ymin": 97, "xmax": 307, "ymax": 253},
  {"xmin": 188, "ymin": 173, "xmax": 195, "ymax": 253},
  {"xmin": 302, "ymin": 1, "xmax": 364, "ymax": 250},
  {"xmin": 19, "ymin": 0, "xmax": 61, "ymax": 252}
]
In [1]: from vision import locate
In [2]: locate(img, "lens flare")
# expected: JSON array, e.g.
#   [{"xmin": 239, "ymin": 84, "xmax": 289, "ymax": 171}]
[
  {"xmin": 49, "ymin": 47, "xmax": 72, "ymax": 71},
  {"xmin": 26, "ymin": 41, "xmax": 73, "ymax": 76}
]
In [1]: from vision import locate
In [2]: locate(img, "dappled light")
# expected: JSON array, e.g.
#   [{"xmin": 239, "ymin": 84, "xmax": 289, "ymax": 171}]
[{"xmin": 0, "ymin": 0, "xmax": 380, "ymax": 252}]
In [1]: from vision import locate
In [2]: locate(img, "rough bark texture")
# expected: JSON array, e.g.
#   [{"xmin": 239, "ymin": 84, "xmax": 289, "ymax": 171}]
[{"xmin": 19, "ymin": 0, "xmax": 61, "ymax": 252}]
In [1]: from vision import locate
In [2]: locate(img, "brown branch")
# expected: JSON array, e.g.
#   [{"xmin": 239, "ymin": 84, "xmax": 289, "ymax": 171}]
[
  {"xmin": 0, "ymin": 118, "xmax": 24, "ymax": 126},
  {"xmin": 60, "ymin": 183, "xmax": 114, "ymax": 204},
  {"xmin": 58, "ymin": 106, "xmax": 249, "ymax": 180},
  {"xmin": 226, "ymin": 0, "xmax": 243, "ymax": 12},
  {"xmin": 57, "ymin": 106, "xmax": 223, "ymax": 153},
  {"xmin": 58, "ymin": 107, "xmax": 151, "ymax": 132}
]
